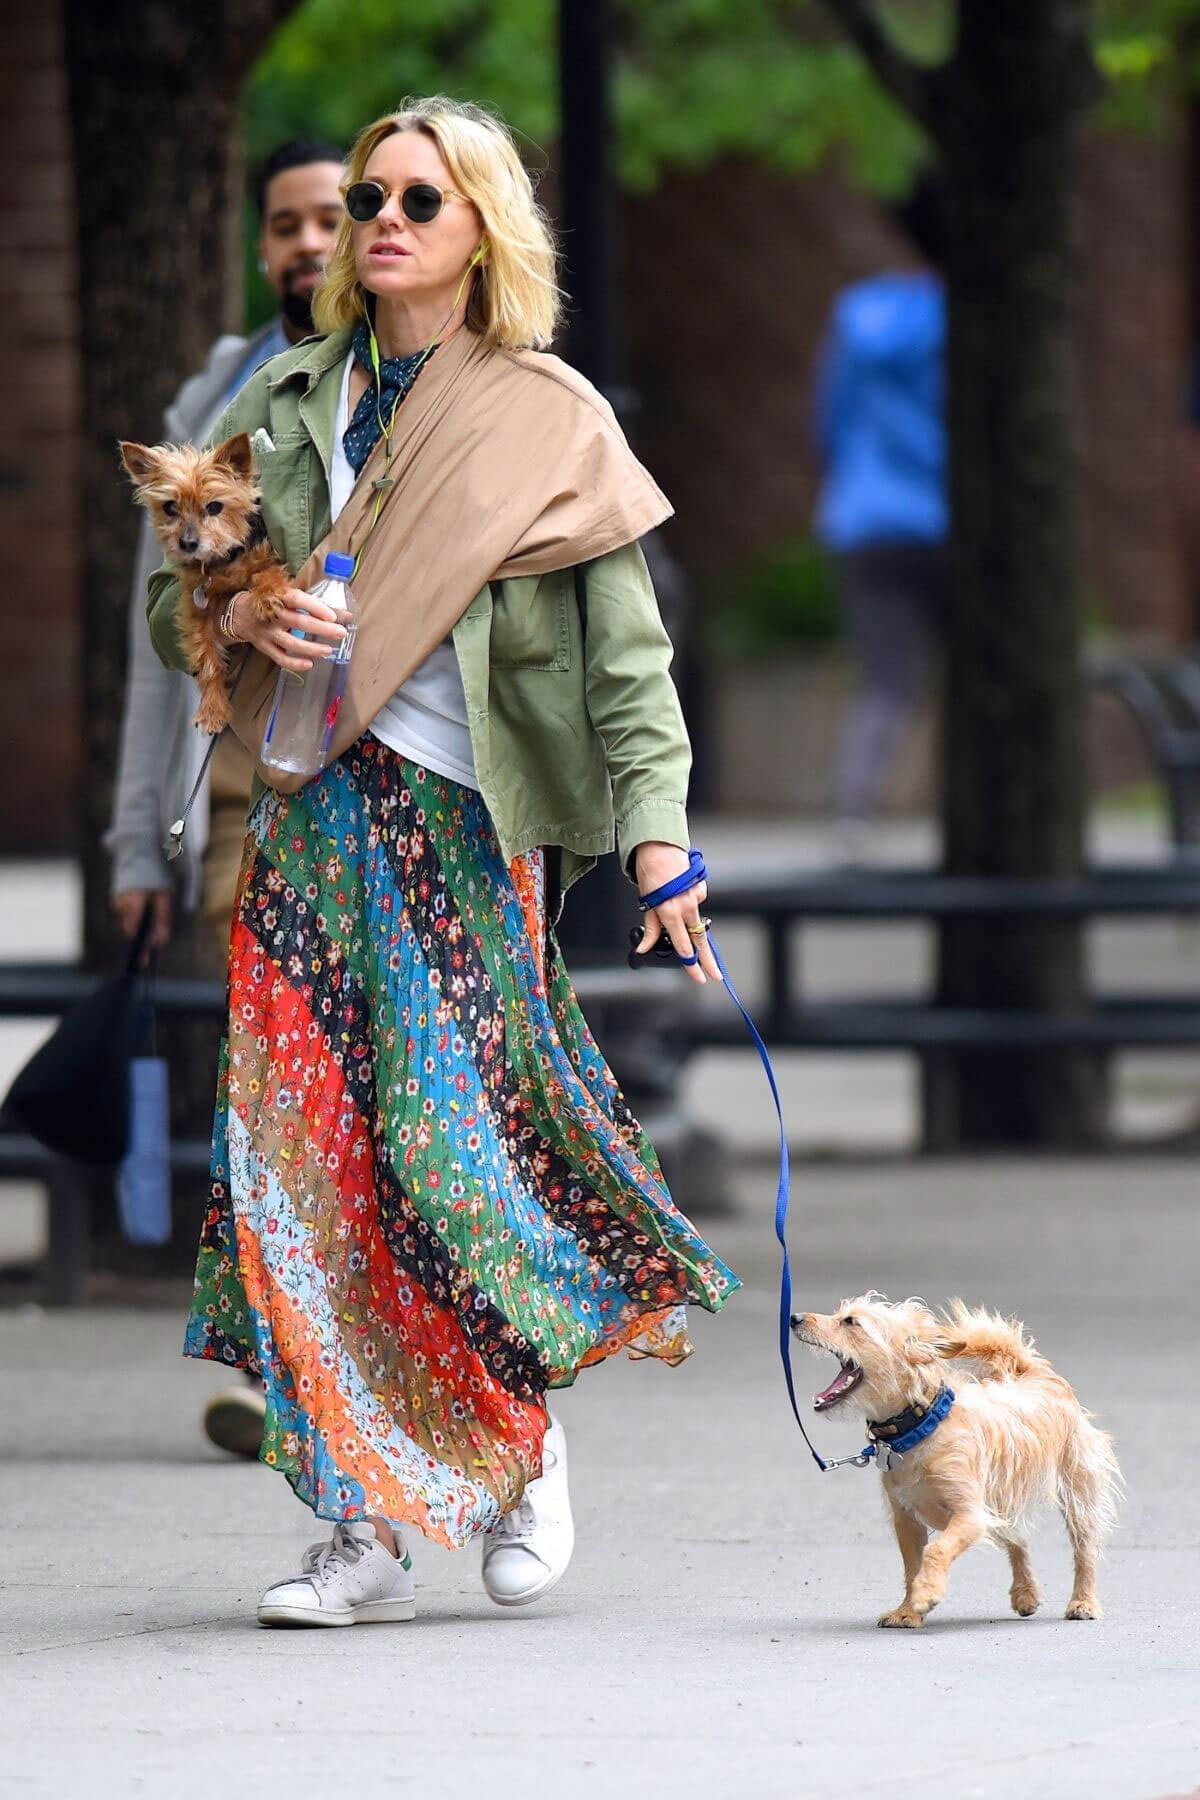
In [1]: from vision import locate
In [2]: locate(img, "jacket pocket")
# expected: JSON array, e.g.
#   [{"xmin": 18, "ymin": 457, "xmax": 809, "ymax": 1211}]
[
  {"xmin": 253, "ymin": 430, "xmax": 312, "ymax": 572},
  {"xmin": 488, "ymin": 570, "xmax": 571, "ymax": 671}
]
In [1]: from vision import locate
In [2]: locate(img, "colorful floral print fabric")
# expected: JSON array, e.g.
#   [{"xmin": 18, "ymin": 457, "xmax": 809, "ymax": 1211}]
[{"xmin": 184, "ymin": 737, "xmax": 738, "ymax": 1548}]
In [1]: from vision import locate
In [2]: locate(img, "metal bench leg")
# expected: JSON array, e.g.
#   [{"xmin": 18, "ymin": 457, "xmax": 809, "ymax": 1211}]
[
  {"xmin": 920, "ymin": 1051, "xmax": 958, "ymax": 1153},
  {"xmin": 45, "ymin": 1158, "xmax": 91, "ymax": 1307},
  {"xmin": 1163, "ymin": 767, "xmax": 1192, "ymax": 853},
  {"xmin": 767, "ymin": 917, "xmax": 794, "ymax": 1040}
]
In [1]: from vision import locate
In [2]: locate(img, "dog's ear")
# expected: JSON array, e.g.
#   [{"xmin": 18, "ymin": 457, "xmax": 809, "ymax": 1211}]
[
  {"xmin": 902, "ymin": 1304, "xmax": 944, "ymax": 1365},
  {"xmin": 211, "ymin": 432, "xmax": 254, "ymax": 481},
  {"xmin": 118, "ymin": 441, "xmax": 162, "ymax": 486}
]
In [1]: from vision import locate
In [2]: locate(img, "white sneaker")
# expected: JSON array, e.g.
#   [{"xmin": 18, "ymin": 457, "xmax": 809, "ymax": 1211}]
[
  {"xmin": 257, "ymin": 1521, "xmax": 416, "ymax": 1628},
  {"xmin": 481, "ymin": 1414, "xmax": 574, "ymax": 1607}
]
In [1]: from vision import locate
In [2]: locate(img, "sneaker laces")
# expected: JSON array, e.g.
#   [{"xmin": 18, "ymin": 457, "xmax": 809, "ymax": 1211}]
[
  {"xmin": 304, "ymin": 1523, "xmax": 370, "ymax": 1581},
  {"xmin": 488, "ymin": 1494, "xmax": 537, "ymax": 1545},
  {"xmin": 485, "ymin": 1435, "xmax": 559, "ymax": 1545}
]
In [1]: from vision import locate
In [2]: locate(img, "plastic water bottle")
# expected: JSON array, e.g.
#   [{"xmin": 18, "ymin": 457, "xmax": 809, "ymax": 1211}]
[{"xmin": 261, "ymin": 551, "xmax": 359, "ymax": 778}]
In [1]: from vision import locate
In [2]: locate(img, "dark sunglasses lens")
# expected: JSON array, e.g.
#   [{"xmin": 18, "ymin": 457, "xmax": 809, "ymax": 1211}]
[
  {"xmin": 345, "ymin": 182, "xmax": 384, "ymax": 222},
  {"xmin": 402, "ymin": 184, "xmax": 444, "ymax": 224}
]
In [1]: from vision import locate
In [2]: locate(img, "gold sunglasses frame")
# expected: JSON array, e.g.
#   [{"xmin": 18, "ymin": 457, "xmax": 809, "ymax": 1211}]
[{"xmin": 341, "ymin": 179, "xmax": 471, "ymax": 224}]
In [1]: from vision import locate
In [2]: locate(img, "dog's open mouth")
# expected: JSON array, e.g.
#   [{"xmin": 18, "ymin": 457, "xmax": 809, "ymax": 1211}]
[{"xmin": 813, "ymin": 1354, "xmax": 863, "ymax": 1411}]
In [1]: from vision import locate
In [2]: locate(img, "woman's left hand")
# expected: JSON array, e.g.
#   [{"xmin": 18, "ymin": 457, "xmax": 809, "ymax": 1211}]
[{"xmin": 634, "ymin": 841, "xmax": 722, "ymax": 986}]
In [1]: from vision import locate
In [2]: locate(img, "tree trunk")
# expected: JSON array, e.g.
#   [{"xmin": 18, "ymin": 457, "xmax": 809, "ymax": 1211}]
[{"xmin": 929, "ymin": 0, "xmax": 1107, "ymax": 1147}]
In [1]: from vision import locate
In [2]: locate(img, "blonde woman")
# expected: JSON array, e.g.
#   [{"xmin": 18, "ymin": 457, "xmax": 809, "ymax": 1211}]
[{"xmin": 148, "ymin": 96, "xmax": 738, "ymax": 1627}]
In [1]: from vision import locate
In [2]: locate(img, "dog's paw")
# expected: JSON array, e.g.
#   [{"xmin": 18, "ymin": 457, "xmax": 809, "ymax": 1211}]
[
  {"xmin": 248, "ymin": 590, "xmax": 284, "ymax": 623},
  {"xmin": 193, "ymin": 695, "xmax": 232, "ymax": 735},
  {"xmin": 1010, "ymin": 1584, "xmax": 1042, "ymax": 1617},
  {"xmin": 1064, "ymin": 1598, "xmax": 1102, "ymax": 1620},
  {"xmin": 877, "ymin": 1607, "xmax": 925, "ymax": 1629}
]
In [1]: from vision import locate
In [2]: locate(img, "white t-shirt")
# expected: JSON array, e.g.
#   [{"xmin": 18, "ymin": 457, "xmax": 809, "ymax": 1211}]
[{"xmin": 329, "ymin": 351, "xmax": 479, "ymax": 791}]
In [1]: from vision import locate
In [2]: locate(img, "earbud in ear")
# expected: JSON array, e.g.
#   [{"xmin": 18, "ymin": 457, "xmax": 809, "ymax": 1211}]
[
  {"xmin": 471, "ymin": 239, "xmax": 490, "ymax": 267},
  {"xmin": 257, "ymin": 257, "xmax": 268, "ymax": 276}
]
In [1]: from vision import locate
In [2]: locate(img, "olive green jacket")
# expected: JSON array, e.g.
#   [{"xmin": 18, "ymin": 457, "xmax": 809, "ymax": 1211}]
[{"xmin": 146, "ymin": 326, "xmax": 691, "ymax": 900}]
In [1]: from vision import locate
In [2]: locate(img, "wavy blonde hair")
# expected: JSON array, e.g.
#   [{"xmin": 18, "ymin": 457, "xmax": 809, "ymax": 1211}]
[{"xmin": 312, "ymin": 96, "xmax": 560, "ymax": 350}]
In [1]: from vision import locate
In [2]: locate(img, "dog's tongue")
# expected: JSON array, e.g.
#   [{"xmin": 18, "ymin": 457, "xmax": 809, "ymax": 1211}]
[{"xmin": 814, "ymin": 1363, "xmax": 861, "ymax": 1409}]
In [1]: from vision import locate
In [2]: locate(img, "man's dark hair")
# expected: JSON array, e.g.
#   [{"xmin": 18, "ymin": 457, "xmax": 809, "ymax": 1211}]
[{"xmin": 253, "ymin": 139, "xmax": 345, "ymax": 218}]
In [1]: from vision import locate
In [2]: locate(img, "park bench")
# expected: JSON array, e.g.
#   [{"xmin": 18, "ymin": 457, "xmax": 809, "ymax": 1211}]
[
  {"xmin": 1091, "ymin": 648, "xmax": 1200, "ymax": 851},
  {"xmin": 691, "ymin": 862, "xmax": 1200, "ymax": 1147},
  {"xmin": 695, "ymin": 863, "xmax": 1200, "ymax": 1051}
]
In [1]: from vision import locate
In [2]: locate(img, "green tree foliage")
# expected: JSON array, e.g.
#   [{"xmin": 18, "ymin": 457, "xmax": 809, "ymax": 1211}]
[
  {"xmin": 1094, "ymin": 0, "xmax": 1200, "ymax": 128},
  {"xmin": 243, "ymin": 0, "xmax": 1200, "ymax": 321},
  {"xmin": 248, "ymin": 0, "xmax": 1200, "ymax": 184},
  {"xmin": 246, "ymin": 0, "xmax": 935, "ymax": 194},
  {"xmin": 245, "ymin": 0, "xmax": 558, "ymax": 165}
]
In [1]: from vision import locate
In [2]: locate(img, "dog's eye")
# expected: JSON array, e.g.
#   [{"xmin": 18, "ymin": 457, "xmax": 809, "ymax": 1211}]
[
  {"xmin": 842, "ymin": 1316, "xmax": 857, "ymax": 1328},
  {"xmin": 162, "ymin": 500, "xmax": 177, "ymax": 517},
  {"xmin": 205, "ymin": 500, "xmax": 224, "ymax": 516}
]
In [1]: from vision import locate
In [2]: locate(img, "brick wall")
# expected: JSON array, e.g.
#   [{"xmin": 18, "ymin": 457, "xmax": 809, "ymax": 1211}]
[
  {"xmin": 0, "ymin": 3, "xmax": 81, "ymax": 854},
  {"xmin": 623, "ymin": 159, "xmax": 900, "ymax": 609},
  {"xmin": 1079, "ymin": 130, "xmax": 1192, "ymax": 643}
]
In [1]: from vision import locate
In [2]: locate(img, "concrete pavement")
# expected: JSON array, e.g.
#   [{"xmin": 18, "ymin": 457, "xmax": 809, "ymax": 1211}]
[{"xmin": 2, "ymin": 1154, "xmax": 1198, "ymax": 1799}]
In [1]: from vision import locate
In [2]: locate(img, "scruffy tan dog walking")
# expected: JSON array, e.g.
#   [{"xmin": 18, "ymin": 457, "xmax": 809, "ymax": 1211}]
[{"xmin": 792, "ymin": 1294, "xmax": 1122, "ymax": 1628}]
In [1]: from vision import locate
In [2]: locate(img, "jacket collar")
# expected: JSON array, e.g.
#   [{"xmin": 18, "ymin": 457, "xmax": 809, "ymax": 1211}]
[
  {"xmin": 267, "ymin": 323, "xmax": 355, "ymax": 394},
  {"xmin": 266, "ymin": 324, "xmax": 356, "ymax": 488}
]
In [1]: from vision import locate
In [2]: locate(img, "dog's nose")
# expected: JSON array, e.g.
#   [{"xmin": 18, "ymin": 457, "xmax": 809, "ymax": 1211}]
[
  {"xmin": 790, "ymin": 1313, "xmax": 805, "ymax": 1331},
  {"xmin": 178, "ymin": 535, "xmax": 198, "ymax": 552}
]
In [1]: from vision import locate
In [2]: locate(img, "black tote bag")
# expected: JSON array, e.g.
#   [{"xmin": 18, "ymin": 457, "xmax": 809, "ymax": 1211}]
[{"xmin": 2, "ymin": 905, "xmax": 155, "ymax": 1168}]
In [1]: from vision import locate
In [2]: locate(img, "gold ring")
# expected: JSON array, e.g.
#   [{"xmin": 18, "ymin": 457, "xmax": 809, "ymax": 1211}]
[{"xmin": 686, "ymin": 921, "xmax": 708, "ymax": 937}]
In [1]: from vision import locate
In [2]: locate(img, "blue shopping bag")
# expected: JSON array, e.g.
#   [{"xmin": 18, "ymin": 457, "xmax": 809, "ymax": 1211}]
[
  {"xmin": 116, "ymin": 1052, "xmax": 171, "ymax": 1246},
  {"xmin": 114, "ymin": 946, "xmax": 172, "ymax": 1249}
]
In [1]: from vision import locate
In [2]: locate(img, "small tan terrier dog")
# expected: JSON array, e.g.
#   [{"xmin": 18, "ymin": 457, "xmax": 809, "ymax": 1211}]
[
  {"xmin": 119, "ymin": 432, "xmax": 291, "ymax": 733},
  {"xmin": 792, "ymin": 1294, "xmax": 1121, "ymax": 1629}
]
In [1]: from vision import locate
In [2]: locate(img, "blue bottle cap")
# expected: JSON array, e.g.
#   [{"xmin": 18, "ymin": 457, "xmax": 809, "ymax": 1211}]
[{"xmin": 323, "ymin": 550, "xmax": 355, "ymax": 579}]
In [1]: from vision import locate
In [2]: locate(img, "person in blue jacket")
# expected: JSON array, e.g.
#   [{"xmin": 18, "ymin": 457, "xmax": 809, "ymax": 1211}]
[{"xmin": 811, "ymin": 177, "xmax": 948, "ymax": 847}]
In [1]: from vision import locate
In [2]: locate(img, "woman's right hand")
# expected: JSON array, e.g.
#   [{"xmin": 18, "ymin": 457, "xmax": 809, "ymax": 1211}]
[{"xmin": 231, "ymin": 585, "xmax": 347, "ymax": 674}]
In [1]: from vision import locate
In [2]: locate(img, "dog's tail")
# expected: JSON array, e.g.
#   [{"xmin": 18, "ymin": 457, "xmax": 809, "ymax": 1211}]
[
  {"xmin": 937, "ymin": 1300, "xmax": 1048, "ymax": 1381},
  {"xmin": 1059, "ymin": 1412, "xmax": 1124, "ymax": 1550}
]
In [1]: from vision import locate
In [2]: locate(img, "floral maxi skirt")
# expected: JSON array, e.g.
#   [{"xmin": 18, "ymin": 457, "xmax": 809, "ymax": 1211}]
[{"xmin": 184, "ymin": 738, "xmax": 739, "ymax": 1548}]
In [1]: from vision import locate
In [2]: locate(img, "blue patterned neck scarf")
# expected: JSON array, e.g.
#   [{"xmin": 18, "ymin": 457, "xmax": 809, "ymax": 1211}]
[{"xmin": 342, "ymin": 320, "xmax": 435, "ymax": 476}]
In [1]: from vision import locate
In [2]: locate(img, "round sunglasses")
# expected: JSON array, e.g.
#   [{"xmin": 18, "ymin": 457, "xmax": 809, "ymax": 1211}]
[{"xmin": 343, "ymin": 180, "xmax": 469, "ymax": 225}]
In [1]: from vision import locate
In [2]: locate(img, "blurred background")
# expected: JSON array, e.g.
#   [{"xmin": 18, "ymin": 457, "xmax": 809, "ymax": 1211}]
[{"xmin": 6, "ymin": 0, "xmax": 1200, "ymax": 1293}]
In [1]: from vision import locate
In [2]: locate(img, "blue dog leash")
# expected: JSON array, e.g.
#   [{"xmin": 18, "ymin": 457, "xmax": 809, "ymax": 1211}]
[
  {"xmin": 633, "ymin": 850, "xmax": 830, "ymax": 1470},
  {"xmin": 634, "ymin": 853, "xmax": 958, "ymax": 1473}
]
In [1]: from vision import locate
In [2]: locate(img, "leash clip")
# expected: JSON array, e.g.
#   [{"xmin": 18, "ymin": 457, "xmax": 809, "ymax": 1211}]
[{"xmin": 823, "ymin": 1445, "xmax": 878, "ymax": 1472}]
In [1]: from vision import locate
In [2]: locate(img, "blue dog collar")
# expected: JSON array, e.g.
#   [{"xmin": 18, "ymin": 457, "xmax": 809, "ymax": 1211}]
[{"xmin": 867, "ymin": 1385, "xmax": 956, "ymax": 1460}]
